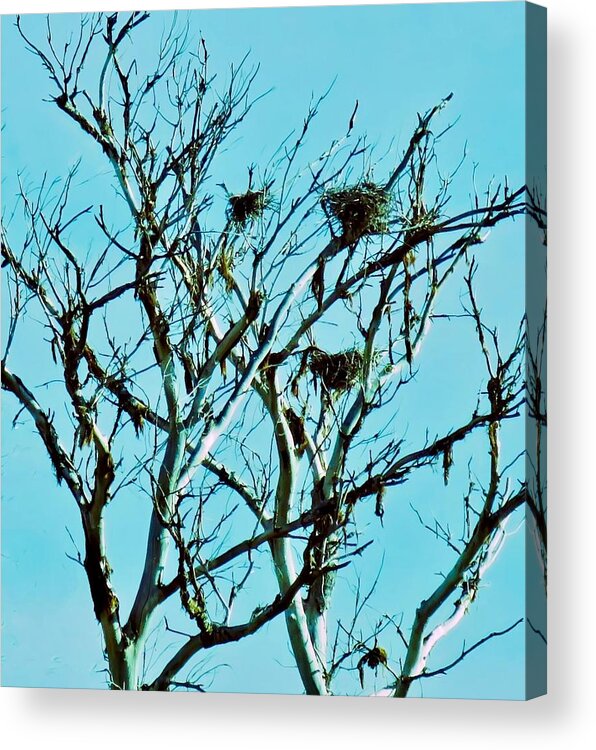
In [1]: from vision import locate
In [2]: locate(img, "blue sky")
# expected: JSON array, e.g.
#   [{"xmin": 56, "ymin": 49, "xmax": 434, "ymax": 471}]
[{"xmin": 1, "ymin": 3, "xmax": 537, "ymax": 697}]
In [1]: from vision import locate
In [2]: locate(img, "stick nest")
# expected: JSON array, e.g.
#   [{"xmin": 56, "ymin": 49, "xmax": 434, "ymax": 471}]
[
  {"xmin": 228, "ymin": 189, "xmax": 268, "ymax": 225},
  {"xmin": 321, "ymin": 181, "xmax": 391, "ymax": 242},
  {"xmin": 309, "ymin": 348, "xmax": 364, "ymax": 392}
]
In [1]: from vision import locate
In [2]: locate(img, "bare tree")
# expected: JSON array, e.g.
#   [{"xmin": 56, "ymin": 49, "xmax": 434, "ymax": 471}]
[{"xmin": 2, "ymin": 11, "xmax": 543, "ymax": 694}]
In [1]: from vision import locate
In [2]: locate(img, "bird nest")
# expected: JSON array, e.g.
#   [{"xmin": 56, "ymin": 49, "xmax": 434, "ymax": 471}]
[
  {"xmin": 308, "ymin": 348, "xmax": 364, "ymax": 392},
  {"xmin": 228, "ymin": 189, "xmax": 268, "ymax": 225},
  {"xmin": 321, "ymin": 181, "xmax": 391, "ymax": 242}
]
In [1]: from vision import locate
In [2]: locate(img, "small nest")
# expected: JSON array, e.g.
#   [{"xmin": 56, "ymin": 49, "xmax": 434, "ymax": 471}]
[
  {"xmin": 321, "ymin": 181, "xmax": 391, "ymax": 242},
  {"xmin": 228, "ymin": 189, "xmax": 268, "ymax": 225},
  {"xmin": 309, "ymin": 348, "xmax": 364, "ymax": 392}
]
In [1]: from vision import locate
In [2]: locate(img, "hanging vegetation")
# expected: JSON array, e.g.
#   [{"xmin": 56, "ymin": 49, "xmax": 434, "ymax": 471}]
[
  {"xmin": 216, "ymin": 245, "xmax": 236, "ymax": 291},
  {"xmin": 443, "ymin": 442, "xmax": 454, "ymax": 485},
  {"xmin": 321, "ymin": 181, "xmax": 391, "ymax": 242}
]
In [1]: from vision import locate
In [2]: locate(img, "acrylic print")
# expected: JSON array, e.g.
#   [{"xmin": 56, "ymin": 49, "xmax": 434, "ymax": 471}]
[{"xmin": 1, "ymin": 2, "xmax": 547, "ymax": 698}]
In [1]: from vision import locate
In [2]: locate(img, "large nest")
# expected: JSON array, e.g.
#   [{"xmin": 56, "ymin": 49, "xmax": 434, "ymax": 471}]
[
  {"xmin": 321, "ymin": 181, "xmax": 391, "ymax": 242},
  {"xmin": 309, "ymin": 348, "xmax": 364, "ymax": 392},
  {"xmin": 228, "ymin": 189, "xmax": 268, "ymax": 225}
]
